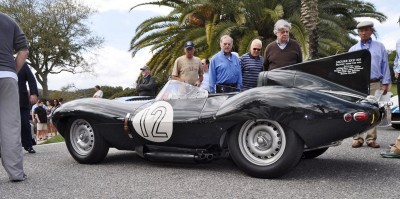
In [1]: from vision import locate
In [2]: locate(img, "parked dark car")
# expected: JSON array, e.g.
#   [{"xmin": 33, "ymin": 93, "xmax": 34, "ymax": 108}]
[{"xmin": 52, "ymin": 50, "xmax": 384, "ymax": 178}]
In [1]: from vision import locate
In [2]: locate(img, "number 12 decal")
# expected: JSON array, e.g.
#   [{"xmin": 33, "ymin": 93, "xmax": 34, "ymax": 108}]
[{"xmin": 132, "ymin": 101, "xmax": 173, "ymax": 142}]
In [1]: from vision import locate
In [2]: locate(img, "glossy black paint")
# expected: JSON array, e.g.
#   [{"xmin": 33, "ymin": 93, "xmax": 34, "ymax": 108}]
[{"xmin": 52, "ymin": 50, "xmax": 382, "ymax": 155}]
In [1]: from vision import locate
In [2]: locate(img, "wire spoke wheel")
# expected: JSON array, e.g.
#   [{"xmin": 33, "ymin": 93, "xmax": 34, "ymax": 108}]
[
  {"xmin": 228, "ymin": 119, "xmax": 303, "ymax": 178},
  {"xmin": 238, "ymin": 120, "xmax": 286, "ymax": 166},
  {"xmin": 70, "ymin": 119, "xmax": 95, "ymax": 156}
]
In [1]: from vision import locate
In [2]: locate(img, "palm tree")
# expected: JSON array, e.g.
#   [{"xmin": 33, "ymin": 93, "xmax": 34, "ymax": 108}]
[
  {"xmin": 130, "ymin": 0, "xmax": 386, "ymax": 82},
  {"xmin": 301, "ymin": 0, "xmax": 319, "ymax": 60}
]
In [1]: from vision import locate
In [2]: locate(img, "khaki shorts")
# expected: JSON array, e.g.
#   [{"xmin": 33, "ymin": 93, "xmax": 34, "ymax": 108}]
[{"xmin": 37, "ymin": 123, "xmax": 48, "ymax": 130}]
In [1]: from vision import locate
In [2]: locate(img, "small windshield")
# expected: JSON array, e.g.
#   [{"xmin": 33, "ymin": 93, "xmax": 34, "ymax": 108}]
[{"xmin": 155, "ymin": 80, "xmax": 208, "ymax": 101}]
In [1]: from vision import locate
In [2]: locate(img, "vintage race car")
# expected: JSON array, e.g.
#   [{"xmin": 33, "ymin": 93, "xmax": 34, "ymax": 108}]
[{"xmin": 52, "ymin": 50, "xmax": 384, "ymax": 179}]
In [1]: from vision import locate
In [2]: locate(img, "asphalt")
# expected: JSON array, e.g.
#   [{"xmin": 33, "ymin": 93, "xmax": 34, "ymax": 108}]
[{"xmin": 0, "ymin": 127, "xmax": 400, "ymax": 198}]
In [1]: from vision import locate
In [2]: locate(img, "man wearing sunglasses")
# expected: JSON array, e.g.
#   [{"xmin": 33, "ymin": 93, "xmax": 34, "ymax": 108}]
[
  {"xmin": 263, "ymin": 19, "xmax": 303, "ymax": 71},
  {"xmin": 240, "ymin": 39, "xmax": 264, "ymax": 90}
]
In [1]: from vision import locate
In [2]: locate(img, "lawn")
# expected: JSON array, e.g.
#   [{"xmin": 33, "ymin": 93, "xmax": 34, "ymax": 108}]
[{"xmin": 40, "ymin": 134, "xmax": 64, "ymax": 145}]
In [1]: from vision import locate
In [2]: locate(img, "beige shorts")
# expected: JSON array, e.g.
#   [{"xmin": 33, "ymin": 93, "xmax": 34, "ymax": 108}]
[{"xmin": 37, "ymin": 123, "xmax": 48, "ymax": 130}]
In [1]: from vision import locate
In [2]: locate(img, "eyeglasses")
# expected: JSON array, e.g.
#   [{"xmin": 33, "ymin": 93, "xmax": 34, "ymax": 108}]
[{"xmin": 253, "ymin": 48, "xmax": 261, "ymax": 51}]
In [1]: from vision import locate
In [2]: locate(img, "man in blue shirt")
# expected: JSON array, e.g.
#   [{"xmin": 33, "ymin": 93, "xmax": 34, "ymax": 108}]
[
  {"xmin": 209, "ymin": 35, "xmax": 242, "ymax": 93},
  {"xmin": 349, "ymin": 21, "xmax": 391, "ymax": 149}
]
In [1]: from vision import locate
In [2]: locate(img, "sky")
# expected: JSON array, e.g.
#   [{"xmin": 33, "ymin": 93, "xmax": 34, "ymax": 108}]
[{"xmin": 41, "ymin": 0, "xmax": 400, "ymax": 91}]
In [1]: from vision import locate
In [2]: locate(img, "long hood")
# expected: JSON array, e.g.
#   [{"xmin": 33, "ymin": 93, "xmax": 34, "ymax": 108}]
[{"xmin": 52, "ymin": 98, "xmax": 153, "ymax": 121}]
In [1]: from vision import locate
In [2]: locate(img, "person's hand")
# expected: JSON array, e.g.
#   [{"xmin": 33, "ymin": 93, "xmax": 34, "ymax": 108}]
[
  {"xmin": 381, "ymin": 84, "xmax": 389, "ymax": 95},
  {"xmin": 395, "ymin": 72, "xmax": 399, "ymax": 79},
  {"xmin": 194, "ymin": 80, "xmax": 201, "ymax": 87},
  {"xmin": 30, "ymin": 95, "xmax": 38, "ymax": 105}
]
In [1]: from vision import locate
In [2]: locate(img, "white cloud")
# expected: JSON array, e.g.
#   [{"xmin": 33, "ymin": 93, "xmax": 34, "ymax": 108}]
[
  {"xmin": 43, "ymin": 46, "xmax": 153, "ymax": 90},
  {"xmin": 83, "ymin": 0, "xmax": 172, "ymax": 14}
]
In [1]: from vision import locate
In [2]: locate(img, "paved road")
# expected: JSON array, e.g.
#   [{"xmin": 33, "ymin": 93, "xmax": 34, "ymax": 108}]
[{"xmin": 1, "ymin": 127, "xmax": 400, "ymax": 198}]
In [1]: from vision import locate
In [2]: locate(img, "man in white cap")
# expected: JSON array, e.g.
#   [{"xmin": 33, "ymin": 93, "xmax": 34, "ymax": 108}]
[
  {"xmin": 349, "ymin": 20, "xmax": 391, "ymax": 149},
  {"xmin": 171, "ymin": 41, "xmax": 203, "ymax": 86}
]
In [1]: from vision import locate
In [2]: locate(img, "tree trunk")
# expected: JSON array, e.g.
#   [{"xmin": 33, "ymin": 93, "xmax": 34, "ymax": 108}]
[
  {"xmin": 41, "ymin": 75, "xmax": 49, "ymax": 100},
  {"xmin": 300, "ymin": 0, "xmax": 320, "ymax": 60}
]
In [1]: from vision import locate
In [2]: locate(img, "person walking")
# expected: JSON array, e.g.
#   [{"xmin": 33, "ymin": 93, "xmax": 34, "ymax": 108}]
[
  {"xmin": 136, "ymin": 66, "xmax": 157, "ymax": 97},
  {"xmin": 18, "ymin": 63, "xmax": 38, "ymax": 153},
  {"xmin": 349, "ymin": 21, "xmax": 391, "ymax": 148},
  {"xmin": 0, "ymin": 12, "xmax": 29, "ymax": 182}
]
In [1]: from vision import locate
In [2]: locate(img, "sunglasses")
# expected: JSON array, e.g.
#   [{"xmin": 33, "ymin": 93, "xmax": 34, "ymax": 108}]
[{"xmin": 253, "ymin": 48, "xmax": 261, "ymax": 51}]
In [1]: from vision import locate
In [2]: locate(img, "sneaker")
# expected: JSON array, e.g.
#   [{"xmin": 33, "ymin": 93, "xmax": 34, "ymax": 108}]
[
  {"xmin": 380, "ymin": 151, "xmax": 400, "ymax": 158},
  {"xmin": 10, "ymin": 174, "xmax": 27, "ymax": 182}
]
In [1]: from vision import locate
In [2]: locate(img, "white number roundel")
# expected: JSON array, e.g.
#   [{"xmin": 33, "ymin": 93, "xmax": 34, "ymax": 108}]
[{"xmin": 131, "ymin": 101, "xmax": 173, "ymax": 142}]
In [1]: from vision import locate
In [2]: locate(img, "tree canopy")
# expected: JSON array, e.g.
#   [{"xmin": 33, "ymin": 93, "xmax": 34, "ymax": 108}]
[
  {"xmin": 130, "ymin": 0, "xmax": 386, "ymax": 84},
  {"xmin": 0, "ymin": 0, "xmax": 104, "ymax": 99}
]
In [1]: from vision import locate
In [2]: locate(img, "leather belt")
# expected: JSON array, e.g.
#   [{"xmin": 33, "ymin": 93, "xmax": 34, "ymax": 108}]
[
  {"xmin": 219, "ymin": 83, "xmax": 236, "ymax": 87},
  {"xmin": 370, "ymin": 78, "xmax": 381, "ymax": 83}
]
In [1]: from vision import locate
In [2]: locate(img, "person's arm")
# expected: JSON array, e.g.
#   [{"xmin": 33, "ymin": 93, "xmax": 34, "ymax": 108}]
[
  {"xmin": 26, "ymin": 63, "xmax": 38, "ymax": 104},
  {"xmin": 296, "ymin": 42, "xmax": 303, "ymax": 63},
  {"xmin": 236, "ymin": 58, "xmax": 242, "ymax": 89},
  {"xmin": 139, "ymin": 77, "xmax": 156, "ymax": 91},
  {"xmin": 263, "ymin": 46, "xmax": 269, "ymax": 71},
  {"xmin": 209, "ymin": 58, "xmax": 217, "ymax": 93},
  {"xmin": 195, "ymin": 74, "xmax": 203, "ymax": 87},
  {"xmin": 171, "ymin": 59, "xmax": 183, "ymax": 82},
  {"xmin": 381, "ymin": 48, "xmax": 391, "ymax": 95},
  {"xmin": 394, "ymin": 40, "xmax": 400, "ymax": 78},
  {"xmin": 35, "ymin": 113, "xmax": 40, "ymax": 123},
  {"xmin": 15, "ymin": 50, "xmax": 29, "ymax": 72},
  {"xmin": 195, "ymin": 61, "xmax": 203, "ymax": 86}
]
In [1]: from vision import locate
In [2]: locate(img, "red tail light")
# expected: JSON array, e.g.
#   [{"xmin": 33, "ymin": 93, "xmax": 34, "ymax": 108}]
[
  {"xmin": 353, "ymin": 112, "xmax": 369, "ymax": 121},
  {"xmin": 344, "ymin": 113, "xmax": 352, "ymax": 122}
]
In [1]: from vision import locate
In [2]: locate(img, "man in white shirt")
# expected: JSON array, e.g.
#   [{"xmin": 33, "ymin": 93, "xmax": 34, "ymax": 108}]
[
  {"xmin": 93, "ymin": 85, "xmax": 103, "ymax": 98},
  {"xmin": 200, "ymin": 59, "xmax": 210, "ymax": 92}
]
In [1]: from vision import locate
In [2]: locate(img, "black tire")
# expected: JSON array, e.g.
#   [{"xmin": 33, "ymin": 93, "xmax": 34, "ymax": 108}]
[
  {"xmin": 65, "ymin": 118, "xmax": 109, "ymax": 164},
  {"xmin": 302, "ymin": 148, "xmax": 329, "ymax": 159},
  {"xmin": 228, "ymin": 120, "xmax": 303, "ymax": 179},
  {"xmin": 392, "ymin": 124, "xmax": 400, "ymax": 129}
]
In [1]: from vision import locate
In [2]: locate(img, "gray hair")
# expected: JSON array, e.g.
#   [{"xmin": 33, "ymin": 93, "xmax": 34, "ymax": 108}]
[
  {"xmin": 220, "ymin": 35, "xmax": 233, "ymax": 45},
  {"xmin": 251, "ymin": 39, "xmax": 262, "ymax": 46},
  {"xmin": 273, "ymin": 19, "xmax": 291, "ymax": 34}
]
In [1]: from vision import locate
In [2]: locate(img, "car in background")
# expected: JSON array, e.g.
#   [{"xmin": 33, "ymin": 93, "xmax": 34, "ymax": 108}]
[{"xmin": 390, "ymin": 95, "xmax": 400, "ymax": 129}]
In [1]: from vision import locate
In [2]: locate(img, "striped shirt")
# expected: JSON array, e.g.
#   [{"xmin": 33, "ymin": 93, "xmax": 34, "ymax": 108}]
[{"xmin": 240, "ymin": 52, "xmax": 263, "ymax": 90}]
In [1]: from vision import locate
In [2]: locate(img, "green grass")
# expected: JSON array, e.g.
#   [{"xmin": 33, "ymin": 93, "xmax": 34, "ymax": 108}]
[
  {"xmin": 391, "ymin": 84, "xmax": 398, "ymax": 96},
  {"xmin": 40, "ymin": 134, "xmax": 65, "ymax": 145}
]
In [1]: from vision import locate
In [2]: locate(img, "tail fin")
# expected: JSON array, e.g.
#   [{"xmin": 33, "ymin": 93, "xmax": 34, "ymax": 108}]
[{"xmin": 258, "ymin": 50, "xmax": 371, "ymax": 96}]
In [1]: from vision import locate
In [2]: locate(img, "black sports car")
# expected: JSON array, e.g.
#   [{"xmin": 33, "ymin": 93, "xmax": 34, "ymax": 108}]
[{"xmin": 52, "ymin": 50, "xmax": 384, "ymax": 179}]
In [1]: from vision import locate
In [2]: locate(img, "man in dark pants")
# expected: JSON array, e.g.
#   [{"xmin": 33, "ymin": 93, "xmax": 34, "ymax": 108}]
[
  {"xmin": 18, "ymin": 63, "xmax": 38, "ymax": 153},
  {"xmin": 136, "ymin": 66, "xmax": 156, "ymax": 97}
]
